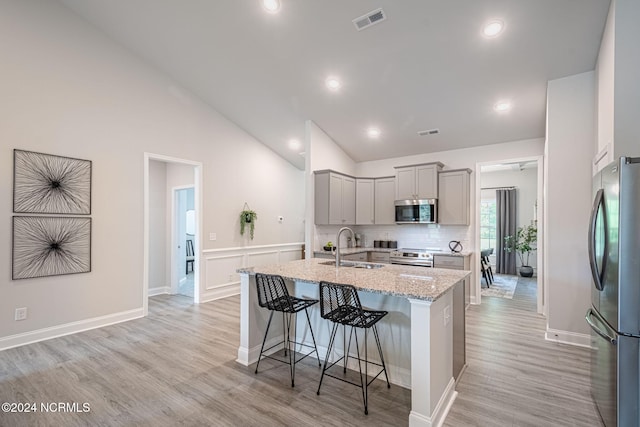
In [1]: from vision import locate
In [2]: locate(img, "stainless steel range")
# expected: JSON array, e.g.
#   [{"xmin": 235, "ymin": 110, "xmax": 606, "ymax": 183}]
[{"xmin": 389, "ymin": 248, "xmax": 442, "ymax": 267}]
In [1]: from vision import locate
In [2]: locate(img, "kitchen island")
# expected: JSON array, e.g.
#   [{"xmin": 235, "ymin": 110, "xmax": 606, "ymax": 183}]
[{"xmin": 237, "ymin": 258, "xmax": 470, "ymax": 427}]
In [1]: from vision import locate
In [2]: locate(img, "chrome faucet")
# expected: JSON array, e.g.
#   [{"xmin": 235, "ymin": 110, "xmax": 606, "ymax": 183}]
[{"xmin": 335, "ymin": 227, "xmax": 355, "ymax": 267}]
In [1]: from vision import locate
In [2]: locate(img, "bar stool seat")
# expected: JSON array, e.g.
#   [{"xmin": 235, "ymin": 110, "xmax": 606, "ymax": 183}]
[
  {"xmin": 254, "ymin": 273, "xmax": 320, "ymax": 387},
  {"xmin": 316, "ymin": 281, "xmax": 390, "ymax": 415}
]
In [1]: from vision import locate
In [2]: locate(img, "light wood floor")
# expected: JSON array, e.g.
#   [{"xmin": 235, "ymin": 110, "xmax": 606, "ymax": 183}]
[{"xmin": 0, "ymin": 277, "xmax": 601, "ymax": 426}]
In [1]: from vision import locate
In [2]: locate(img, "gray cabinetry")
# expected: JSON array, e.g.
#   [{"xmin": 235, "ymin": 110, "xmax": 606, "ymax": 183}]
[
  {"xmin": 374, "ymin": 177, "xmax": 395, "ymax": 224},
  {"xmin": 343, "ymin": 252, "xmax": 367, "ymax": 262},
  {"xmin": 395, "ymin": 162, "xmax": 444, "ymax": 200},
  {"xmin": 433, "ymin": 253, "xmax": 471, "ymax": 382},
  {"xmin": 315, "ymin": 171, "xmax": 356, "ymax": 225},
  {"xmin": 356, "ymin": 178, "xmax": 375, "ymax": 225},
  {"xmin": 438, "ymin": 168, "xmax": 471, "ymax": 225},
  {"xmin": 369, "ymin": 251, "xmax": 390, "ymax": 263}
]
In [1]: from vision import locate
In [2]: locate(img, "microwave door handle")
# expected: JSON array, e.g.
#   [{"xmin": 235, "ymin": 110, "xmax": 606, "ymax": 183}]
[
  {"xmin": 588, "ymin": 188, "xmax": 606, "ymax": 291},
  {"xmin": 586, "ymin": 308, "xmax": 617, "ymax": 344}
]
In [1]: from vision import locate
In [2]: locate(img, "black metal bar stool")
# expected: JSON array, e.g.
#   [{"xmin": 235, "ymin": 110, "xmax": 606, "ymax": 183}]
[
  {"xmin": 254, "ymin": 273, "xmax": 321, "ymax": 387},
  {"xmin": 316, "ymin": 281, "xmax": 390, "ymax": 415}
]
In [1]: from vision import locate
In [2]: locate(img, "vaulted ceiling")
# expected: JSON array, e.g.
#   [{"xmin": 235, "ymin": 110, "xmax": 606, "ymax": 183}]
[{"xmin": 59, "ymin": 0, "xmax": 610, "ymax": 169}]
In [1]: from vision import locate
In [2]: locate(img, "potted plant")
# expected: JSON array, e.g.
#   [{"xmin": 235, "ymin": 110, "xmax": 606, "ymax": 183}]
[
  {"xmin": 504, "ymin": 223, "xmax": 537, "ymax": 277},
  {"xmin": 240, "ymin": 208, "xmax": 257, "ymax": 240}
]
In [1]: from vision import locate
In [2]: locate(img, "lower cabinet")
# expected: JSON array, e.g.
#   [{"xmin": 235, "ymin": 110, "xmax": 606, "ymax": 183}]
[
  {"xmin": 343, "ymin": 252, "xmax": 368, "ymax": 262},
  {"xmin": 433, "ymin": 253, "xmax": 470, "ymax": 382},
  {"xmin": 314, "ymin": 252, "xmax": 334, "ymax": 260},
  {"xmin": 368, "ymin": 252, "xmax": 390, "ymax": 263}
]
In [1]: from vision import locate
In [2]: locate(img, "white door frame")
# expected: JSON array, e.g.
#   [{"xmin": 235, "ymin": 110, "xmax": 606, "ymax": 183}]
[
  {"xmin": 143, "ymin": 153, "xmax": 203, "ymax": 316},
  {"xmin": 474, "ymin": 154, "xmax": 545, "ymax": 315},
  {"xmin": 171, "ymin": 185, "xmax": 194, "ymax": 295}
]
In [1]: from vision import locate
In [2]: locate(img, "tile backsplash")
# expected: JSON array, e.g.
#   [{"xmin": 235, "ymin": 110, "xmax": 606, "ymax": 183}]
[{"xmin": 315, "ymin": 224, "xmax": 472, "ymax": 252}]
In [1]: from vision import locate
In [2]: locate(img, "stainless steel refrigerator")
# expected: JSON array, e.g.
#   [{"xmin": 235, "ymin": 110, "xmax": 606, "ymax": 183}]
[{"xmin": 586, "ymin": 156, "xmax": 640, "ymax": 427}]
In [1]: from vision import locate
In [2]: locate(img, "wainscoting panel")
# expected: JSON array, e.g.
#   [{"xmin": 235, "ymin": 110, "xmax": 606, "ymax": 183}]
[
  {"xmin": 246, "ymin": 251, "xmax": 279, "ymax": 269},
  {"xmin": 201, "ymin": 242, "xmax": 304, "ymax": 303}
]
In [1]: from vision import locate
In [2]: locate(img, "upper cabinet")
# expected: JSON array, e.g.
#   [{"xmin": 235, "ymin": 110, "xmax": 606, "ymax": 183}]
[
  {"xmin": 395, "ymin": 162, "xmax": 444, "ymax": 200},
  {"xmin": 355, "ymin": 178, "xmax": 375, "ymax": 225},
  {"xmin": 438, "ymin": 169, "xmax": 471, "ymax": 225},
  {"xmin": 315, "ymin": 171, "xmax": 356, "ymax": 225},
  {"xmin": 374, "ymin": 177, "xmax": 396, "ymax": 224}
]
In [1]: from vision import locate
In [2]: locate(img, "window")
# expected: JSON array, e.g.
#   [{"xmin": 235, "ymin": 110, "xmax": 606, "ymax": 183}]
[{"xmin": 480, "ymin": 198, "xmax": 497, "ymax": 250}]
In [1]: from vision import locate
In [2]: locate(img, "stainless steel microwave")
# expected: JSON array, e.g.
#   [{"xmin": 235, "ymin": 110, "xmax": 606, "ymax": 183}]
[{"xmin": 395, "ymin": 199, "xmax": 437, "ymax": 224}]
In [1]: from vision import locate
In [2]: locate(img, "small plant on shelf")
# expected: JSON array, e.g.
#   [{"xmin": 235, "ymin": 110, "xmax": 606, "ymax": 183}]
[{"xmin": 240, "ymin": 205, "xmax": 258, "ymax": 240}]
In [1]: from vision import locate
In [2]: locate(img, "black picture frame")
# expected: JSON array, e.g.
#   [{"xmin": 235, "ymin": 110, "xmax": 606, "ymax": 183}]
[
  {"xmin": 12, "ymin": 216, "xmax": 92, "ymax": 280},
  {"xmin": 13, "ymin": 149, "xmax": 92, "ymax": 215}
]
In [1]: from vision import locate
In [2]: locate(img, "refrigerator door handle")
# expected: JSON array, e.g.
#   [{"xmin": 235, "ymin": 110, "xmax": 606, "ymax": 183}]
[
  {"xmin": 586, "ymin": 308, "xmax": 617, "ymax": 344},
  {"xmin": 588, "ymin": 188, "xmax": 607, "ymax": 291}
]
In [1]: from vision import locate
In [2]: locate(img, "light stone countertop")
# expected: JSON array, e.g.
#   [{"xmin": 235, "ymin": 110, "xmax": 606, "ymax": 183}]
[
  {"xmin": 432, "ymin": 251, "xmax": 473, "ymax": 257},
  {"xmin": 237, "ymin": 258, "xmax": 470, "ymax": 302}
]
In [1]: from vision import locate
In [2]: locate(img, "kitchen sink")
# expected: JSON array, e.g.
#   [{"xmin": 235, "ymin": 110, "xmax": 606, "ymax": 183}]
[{"xmin": 319, "ymin": 261, "xmax": 385, "ymax": 269}]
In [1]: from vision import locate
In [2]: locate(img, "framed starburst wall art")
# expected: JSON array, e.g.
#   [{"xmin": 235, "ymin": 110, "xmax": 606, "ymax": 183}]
[
  {"xmin": 12, "ymin": 216, "xmax": 92, "ymax": 280},
  {"xmin": 13, "ymin": 149, "xmax": 92, "ymax": 214},
  {"xmin": 12, "ymin": 149, "xmax": 92, "ymax": 280}
]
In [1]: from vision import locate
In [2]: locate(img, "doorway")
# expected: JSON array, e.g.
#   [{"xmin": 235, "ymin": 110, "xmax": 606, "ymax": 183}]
[
  {"xmin": 475, "ymin": 155, "xmax": 545, "ymax": 315},
  {"xmin": 173, "ymin": 186, "xmax": 195, "ymax": 298},
  {"xmin": 143, "ymin": 153, "xmax": 203, "ymax": 316}
]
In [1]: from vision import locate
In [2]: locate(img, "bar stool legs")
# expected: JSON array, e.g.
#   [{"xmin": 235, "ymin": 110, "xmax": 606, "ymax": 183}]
[
  {"xmin": 254, "ymin": 273, "xmax": 320, "ymax": 388},
  {"xmin": 316, "ymin": 281, "xmax": 390, "ymax": 415}
]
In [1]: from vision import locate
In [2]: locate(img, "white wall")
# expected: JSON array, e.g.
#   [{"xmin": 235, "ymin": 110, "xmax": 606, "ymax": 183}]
[
  {"xmin": 545, "ymin": 71, "xmax": 595, "ymax": 344},
  {"xmin": 612, "ymin": 0, "xmax": 640, "ymax": 159},
  {"xmin": 305, "ymin": 120, "xmax": 357, "ymax": 257},
  {"xmin": 596, "ymin": 0, "xmax": 640, "ymax": 163},
  {"xmin": 0, "ymin": 0, "xmax": 304, "ymax": 347},
  {"xmin": 149, "ymin": 160, "xmax": 167, "ymax": 292},
  {"xmin": 481, "ymin": 167, "xmax": 538, "ymax": 269},
  {"xmin": 596, "ymin": 0, "xmax": 615, "ymax": 160}
]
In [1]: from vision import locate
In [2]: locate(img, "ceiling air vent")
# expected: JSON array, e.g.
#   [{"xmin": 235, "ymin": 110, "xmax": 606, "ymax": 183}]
[
  {"xmin": 417, "ymin": 129, "xmax": 440, "ymax": 136},
  {"xmin": 353, "ymin": 8, "xmax": 386, "ymax": 31}
]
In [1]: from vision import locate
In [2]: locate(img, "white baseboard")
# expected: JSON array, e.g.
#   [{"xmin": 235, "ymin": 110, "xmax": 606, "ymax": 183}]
[
  {"xmin": 201, "ymin": 282, "xmax": 240, "ymax": 303},
  {"xmin": 0, "ymin": 308, "xmax": 145, "ymax": 351},
  {"xmin": 237, "ymin": 336, "xmax": 283, "ymax": 366},
  {"xmin": 409, "ymin": 377, "xmax": 457, "ymax": 427},
  {"xmin": 545, "ymin": 328, "xmax": 591, "ymax": 348},
  {"xmin": 148, "ymin": 286, "xmax": 171, "ymax": 296}
]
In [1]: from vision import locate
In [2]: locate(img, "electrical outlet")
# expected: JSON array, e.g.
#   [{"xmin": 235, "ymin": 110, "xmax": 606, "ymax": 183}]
[
  {"xmin": 443, "ymin": 305, "xmax": 450, "ymax": 326},
  {"xmin": 209, "ymin": 233, "xmax": 217, "ymax": 241},
  {"xmin": 15, "ymin": 307, "xmax": 27, "ymax": 321}
]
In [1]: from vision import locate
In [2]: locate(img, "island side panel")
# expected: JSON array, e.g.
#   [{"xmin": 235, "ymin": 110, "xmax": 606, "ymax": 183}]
[
  {"xmin": 291, "ymin": 279, "xmax": 413, "ymax": 388},
  {"xmin": 237, "ymin": 273, "xmax": 285, "ymax": 365},
  {"xmin": 408, "ymin": 287, "xmax": 456, "ymax": 427}
]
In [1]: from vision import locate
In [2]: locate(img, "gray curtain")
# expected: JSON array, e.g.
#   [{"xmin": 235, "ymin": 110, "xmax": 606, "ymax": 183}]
[{"xmin": 496, "ymin": 189, "xmax": 517, "ymax": 275}]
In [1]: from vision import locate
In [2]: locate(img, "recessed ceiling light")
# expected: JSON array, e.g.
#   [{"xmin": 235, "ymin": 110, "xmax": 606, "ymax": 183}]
[
  {"xmin": 367, "ymin": 127, "xmax": 381, "ymax": 138},
  {"xmin": 288, "ymin": 139, "xmax": 301, "ymax": 150},
  {"xmin": 262, "ymin": 0, "xmax": 280, "ymax": 13},
  {"xmin": 494, "ymin": 101, "xmax": 511, "ymax": 112},
  {"xmin": 483, "ymin": 20, "xmax": 504, "ymax": 37},
  {"xmin": 325, "ymin": 77, "xmax": 341, "ymax": 91}
]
